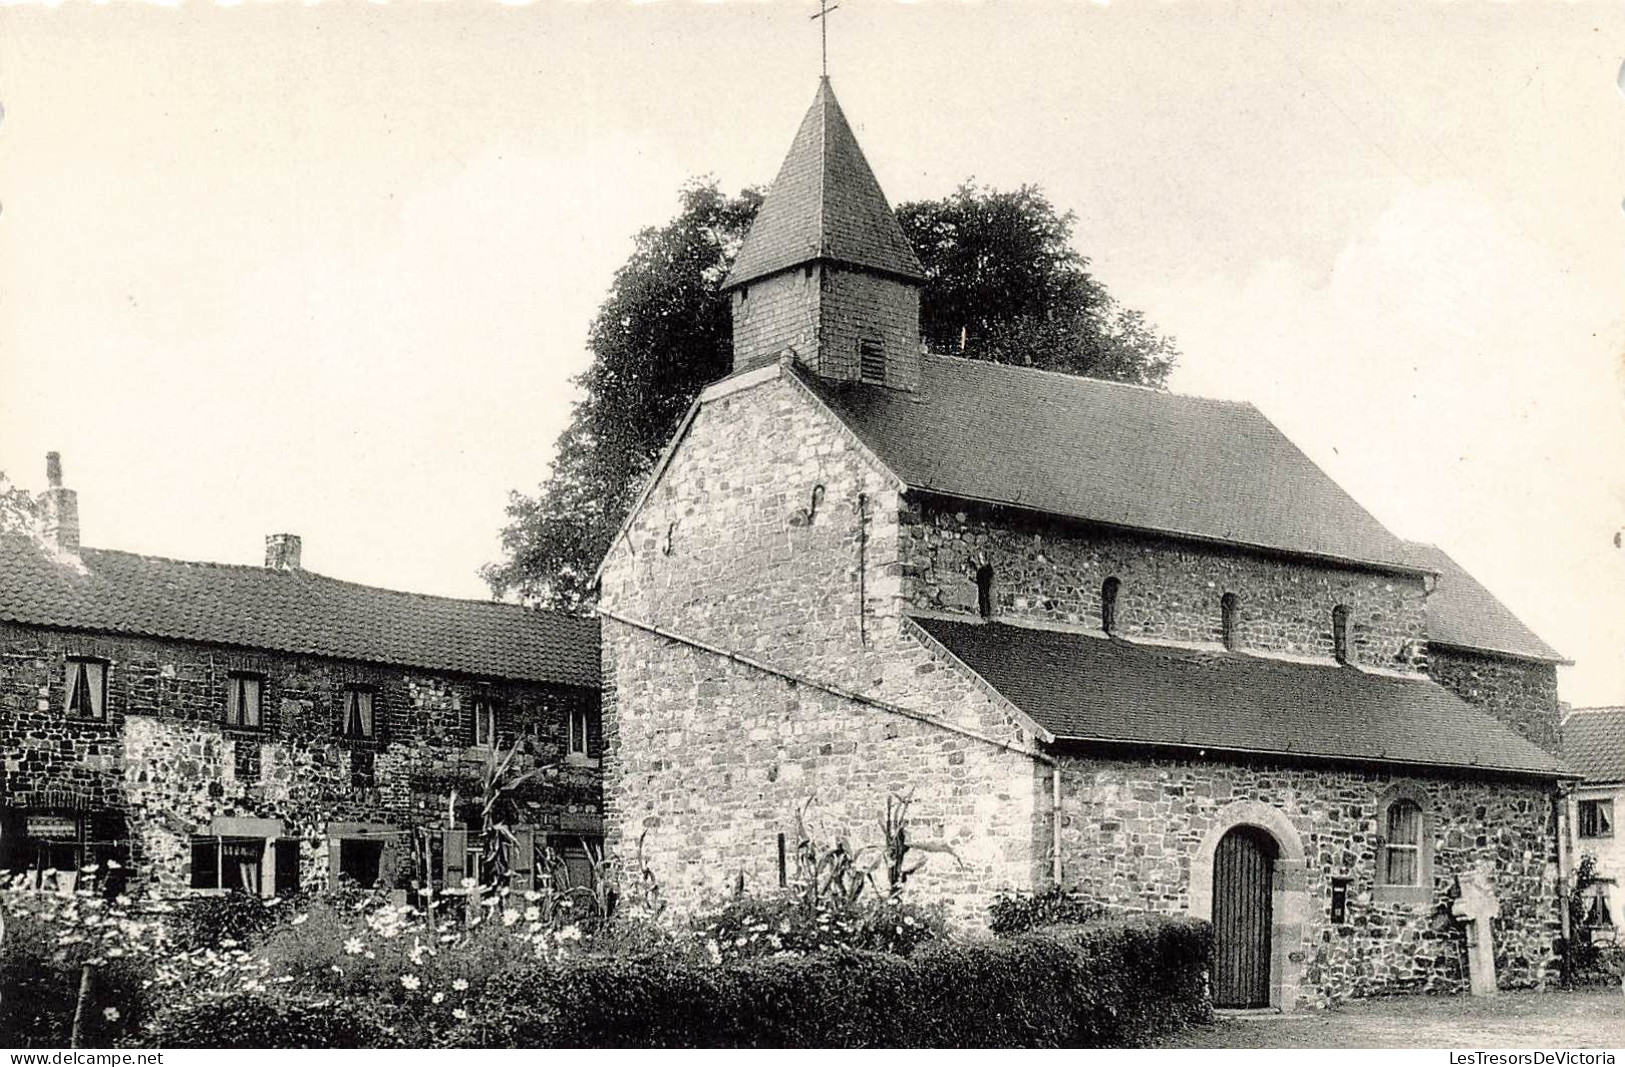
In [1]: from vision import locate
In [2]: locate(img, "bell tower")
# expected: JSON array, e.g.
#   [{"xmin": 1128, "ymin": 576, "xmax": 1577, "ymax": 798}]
[{"xmin": 723, "ymin": 78, "xmax": 925, "ymax": 391}]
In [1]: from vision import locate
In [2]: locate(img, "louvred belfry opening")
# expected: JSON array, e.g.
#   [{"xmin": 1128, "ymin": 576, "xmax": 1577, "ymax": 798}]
[{"xmin": 724, "ymin": 78, "xmax": 924, "ymax": 390}]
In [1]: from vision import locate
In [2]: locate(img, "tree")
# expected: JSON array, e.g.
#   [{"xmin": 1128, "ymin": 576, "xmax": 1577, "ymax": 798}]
[
  {"xmin": 897, "ymin": 182, "xmax": 1175, "ymax": 386},
  {"xmin": 0, "ymin": 472, "xmax": 37, "ymax": 535},
  {"xmin": 485, "ymin": 180, "xmax": 1178, "ymax": 610}
]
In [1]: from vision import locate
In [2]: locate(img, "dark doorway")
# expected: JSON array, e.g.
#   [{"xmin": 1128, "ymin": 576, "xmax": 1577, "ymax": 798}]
[
  {"xmin": 339, "ymin": 839, "xmax": 385, "ymax": 888},
  {"xmin": 1211, "ymin": 825, "xmax": 1277, "ymax": 1008}
]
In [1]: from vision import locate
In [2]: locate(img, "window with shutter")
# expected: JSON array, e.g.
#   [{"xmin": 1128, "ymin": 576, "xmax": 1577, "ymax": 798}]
[
  {"xmin": 1579, "ymin": 799, "xmax": 1614, "ymax": 839},
  {"xmin": 858, "ymin": 338, "xmax": 885, "ymax": 384}
]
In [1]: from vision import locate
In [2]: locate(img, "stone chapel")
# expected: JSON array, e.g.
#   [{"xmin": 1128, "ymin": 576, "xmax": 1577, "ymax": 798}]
[{"xmin": 596, "ymin": 78, "xmax": 1576, "ymax": 1010}]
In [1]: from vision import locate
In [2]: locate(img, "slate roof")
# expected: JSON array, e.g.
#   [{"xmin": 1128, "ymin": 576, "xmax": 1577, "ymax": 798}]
[
  {"xmin": 1403, "ymin": 542, "xmax": 1565, "ymax": 664},
  {"xmin": 723, "ymin": 78, "xmax": 925, "ymax": 290},
  {"xmin": 1564, "ymin": 707, "xmax": 1625, "ymax": 784},
  {"xmin": 803, "ymin": 355, "xmax": 1421, "ymax": 573},
  {"xmin": 0, "ymin": 534, "xmax": 599, "ymax": 688},
  {"xmin": 916, "ymin": 617, "xmax": 1570, "ymax": 778}
]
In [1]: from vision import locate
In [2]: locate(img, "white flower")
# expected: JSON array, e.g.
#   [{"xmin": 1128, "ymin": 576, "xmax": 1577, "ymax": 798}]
[
  {"xmin": 432, "ymin": 992, "xmax": 445, "ymax": 1005},
  {"xmin": 452, "ymin": 978, "xmax": 469, "ymax": 992},
  {"xmin": 460, "ymin": 877, "xmax": 477, "ymax": 889},
  {"xmin": 401, "ymin": 974, "xmax": 421, "ymax": 991},
  {"xmin": 343, "ymin": 937, "xmax": 365, "ymax": 955},
  {"xmin": 523, "ymin": 890, "xmax": 542, "ymax": 902},
  {"xmin": 501, "ymin": 909, "xmax": 520, "ymax": 927},
  {"xmin": 524, "ymin": 906, "xmax": 540, "ymax": 922},
  {"xmin": 452, "ymin": 1008, "xmax": 469, "ymax": 1021},
  {"xmin": 291, "ymin": 913, "xmax": 309, "ymax": 926},
  {"xmin": 330, "ymin": 965, "xmax": 343, "ymax": 974},
  {"xmin": 102, "ymin": 1007, "xmax": 120, "ymax": 1023},
  {"xmin": 706, "ymin": 940, "xmax": 723, "ymax": 964}
]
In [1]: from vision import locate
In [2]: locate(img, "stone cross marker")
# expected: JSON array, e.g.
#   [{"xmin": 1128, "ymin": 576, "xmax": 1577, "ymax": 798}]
[{"xmin": 1450, "ymin": 874, "xmax": 1501, "ymax": 996}]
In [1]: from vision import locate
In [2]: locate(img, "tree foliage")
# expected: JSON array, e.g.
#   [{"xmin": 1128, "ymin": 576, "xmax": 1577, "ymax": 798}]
[
  {"xmin": 485, "ymin": 179, "xmax": 1178, "ymax": 610},
  {"xmin": 0, "ymin": 471, "xmax": 37, "ymax": 535}
]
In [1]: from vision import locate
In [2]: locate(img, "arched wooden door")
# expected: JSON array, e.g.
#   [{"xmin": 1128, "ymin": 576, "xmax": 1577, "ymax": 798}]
[{"xmin": 1211, "ymin": 825, "xmax": 1277, "ymax": 1008}]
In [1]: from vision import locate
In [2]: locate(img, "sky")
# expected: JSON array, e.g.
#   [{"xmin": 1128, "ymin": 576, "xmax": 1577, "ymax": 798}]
[{"xmin": 1, "ymin": 2, "xmax": 1622, "ymax": 706}]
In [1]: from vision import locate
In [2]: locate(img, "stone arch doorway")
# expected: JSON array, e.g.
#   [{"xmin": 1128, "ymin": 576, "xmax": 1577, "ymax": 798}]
[
  {"xmin": 1189, "ymin": 800, "xmax": 1308, "ymax": 1011},
  {"xmin": 1211, "ymin": 826, "xmax": 1278, "ymax": 1007}
]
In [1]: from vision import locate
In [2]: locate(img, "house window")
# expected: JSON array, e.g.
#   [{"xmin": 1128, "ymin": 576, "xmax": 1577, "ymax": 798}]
[
  {"xmin": 547, "ymin": 835, "xmax": 604, "ymax": 891},
  {"xmin": 975, "ymin": 563, "xmax": 995, "ymax": 619},
  {"xmin": 64, "ymin": 657, "xmax": 107, "ymax": 720},
  {"xmin": 191, "ymin": 836, "xmax": 267, "ymax": 895},
  {"xmin": 1220, "ymin": 593, "xmax": 1241, "ymax": 651},
  {"xmin": 1101, "ymin": 577, "xmax": 1121, "ymax": 635},
  {"xmin": 1381, "ymin": 799, "xmax": 1423, "ymax": 886},
  {"xmin": 338, "ymin": 839, "xmax": 386, "ymax": 888},
  {"xmin": 858, "ymin": 338, "xmax": 886, "ymax": 384},
  {"xmin": 1332, "ymin": 605, "xmax": 1352, "ymax": 664},
  {"xmin": 341, "ymin": 687, "xmax": 376, "ymax": 739},
  {"xmin": 225, "ymin": 673, "xmax": 263, "ymax": 729},
  {"xmin": 1579, "ymin": 799, "xmax": 1614, "ymax": 839},
  {"xmin": 568, "ymin": 706, "xmax": 595, "ymax": 762},
  {"xmin": 474, "ymin": 697, "xmax": 496, "ymax": 748},
  {"xmin": 1, "ymin": 810, "xmax": 129, "ymax": 896}
]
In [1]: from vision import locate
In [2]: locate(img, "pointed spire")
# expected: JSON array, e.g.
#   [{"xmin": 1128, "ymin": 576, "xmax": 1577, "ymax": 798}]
[{"xmin": 724, "ymin": 79, "xmax": 924, "ymax": 291}]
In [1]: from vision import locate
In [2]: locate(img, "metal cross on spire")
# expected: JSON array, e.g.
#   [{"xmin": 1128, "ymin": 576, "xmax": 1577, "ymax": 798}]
[{"xmin": 810, "ymin": 0, "xmax": 840, "ymax": 79}]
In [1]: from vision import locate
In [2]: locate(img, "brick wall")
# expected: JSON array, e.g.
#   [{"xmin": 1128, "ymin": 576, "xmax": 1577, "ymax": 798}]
[
  {"xmin": 1055, "ymin": 751, "xmax": 1561, "ymax": 1005},
  {"xmin": 1429, "ymin": 647, "xmax": 1562, "ymax": 752},
  {"xmin": 901, "ymin": 500, "xmax": 1431, "ymax": 674},
  {"xmin": 0, "ymin": 621, "xmax": 601, "ymax": 896}
]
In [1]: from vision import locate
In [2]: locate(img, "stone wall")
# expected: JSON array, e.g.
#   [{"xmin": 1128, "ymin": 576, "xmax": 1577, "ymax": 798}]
[
  {"xmin": 1055, "ymin": 750, "xmax": 1561, "ymax": 1005},
  {"xmin": 901, "ymin": 500, "xmax": 1430, "ymax": 674},
  {"xmin": 1429, "ymin": 647, "xmax": 1562, "ymax": 752},
  {"xmin": 0, "ymin": 620, "xmax": 601, "ymax": 896},
  {"xmin": 600, "ymin": 370, "xmax": 1047, "ymax": 923}
]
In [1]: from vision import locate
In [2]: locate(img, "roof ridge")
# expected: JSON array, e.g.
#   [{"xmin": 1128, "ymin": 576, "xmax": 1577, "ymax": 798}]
[
  {"xmin": 925, "ymin": 351, "xmax": 1251, "ymax": 407},
  {"xmin": 77, "ymin": 544, "xmax": 590, "ymax": 622}
]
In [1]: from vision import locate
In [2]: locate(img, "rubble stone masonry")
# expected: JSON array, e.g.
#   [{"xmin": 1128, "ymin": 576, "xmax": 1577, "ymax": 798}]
[
  {"xmin": 1428, "ymin": 646, "xmax": 1563, "ymax": 753},
  {"xmin": 0, "ymin": 620, "xmax": 601, "ymax": 895}
]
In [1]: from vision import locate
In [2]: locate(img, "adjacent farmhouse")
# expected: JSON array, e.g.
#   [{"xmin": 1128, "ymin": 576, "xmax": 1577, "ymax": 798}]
[
  {"xmin": 597, "ymin": 77, "xmax": 1576, "ymax": 1010},
  {"xmin": 1563, "ymin": 706, "xmax": 1625, "ymax": 934},
  {"xmin": 0, "ymin": 455, "xmax": 603, "ymax": 899}
]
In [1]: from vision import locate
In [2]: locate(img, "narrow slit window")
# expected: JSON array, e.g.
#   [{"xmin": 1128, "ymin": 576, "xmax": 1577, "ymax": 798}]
[
  {"xmin": 474, "ymin": 697, "xmax": 496, "ymax": 748},
  {"xmin": 568, "ymin": 706, "xmax": 597, "ymax": 761},
  {"xmin": 1220, "ymin": 593, "xmax": 1241, "ymax": 651},
  {"xmin": 975, "ymin": 563, "xmax": 995, "ymax": 619},
  {"xmin": 858, "ymin": 338, "xmax": 886, "ymax": 384},
  {"xmin": 64, "ymin": 658, "xmax": 107, "ymax": 721},
  {"xmin": 1332, "ymin": 605, "xmax": 1352, "ymax": 664},
  {"xmin": 1101, "ymin": 577, "xmax": 1121, "ymax": 635},
  {"xmin": 225, "ymin": 673, "xmax": 263, "ymax": 729}
]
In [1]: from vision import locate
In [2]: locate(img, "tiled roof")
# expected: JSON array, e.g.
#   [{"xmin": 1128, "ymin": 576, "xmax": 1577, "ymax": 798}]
[
  {"xmin": 916, "ymin": 617, "xmax": 1570, "ymax": 778},
  {"xmin": 0, "ymin": 534, "xmax": 599, "ymax": 688},
  {"xmin": 1403, "ymin": 542, "xmax": 1565, "ymax": 664},
  {"xmin": 723, "ymin": 78, "xmax": 925, "ymax": 290},
  {"xmin": 804, "ymin": 355, "xmax": 1420, "ymax": 573},
  {"xmin": 1564, "ymin": 707, "xmax": 1625, "ymax": 784}
]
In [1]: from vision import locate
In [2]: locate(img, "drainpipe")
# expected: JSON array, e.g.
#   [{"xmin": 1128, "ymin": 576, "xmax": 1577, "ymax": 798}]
[
  {"xmin": 1052, "ymin": 762, "xmax": 1063, "ymax": 887},
  {"xmin": 1554, "ymin": 782, "xmax": 1574, "ymax": 944}
]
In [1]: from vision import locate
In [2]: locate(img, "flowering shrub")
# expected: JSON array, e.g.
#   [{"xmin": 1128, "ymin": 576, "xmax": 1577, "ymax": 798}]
[{"xmin": 693, "ymin": 891, "xmax": 945, "ymax": 962}]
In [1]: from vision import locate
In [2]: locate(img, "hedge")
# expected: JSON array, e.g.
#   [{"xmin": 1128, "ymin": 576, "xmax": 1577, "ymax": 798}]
[{"xmin": 459, "ymin": 915, "xmax": 1212, "ymax": 1048}]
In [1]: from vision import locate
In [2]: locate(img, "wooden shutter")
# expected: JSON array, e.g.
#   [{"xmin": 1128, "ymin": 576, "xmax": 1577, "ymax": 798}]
[
  {"xmin": 327, "ymin": 838, "xmax": 343, "ymax": 888},
  {"xmin": 226, "ymin": 676, "xmax": 241, "ymax": 726},
  {"xmin": 441, "ymin": 829, "xmax": 469, "ymax": 889},
  {"xmin": 377, "ymin": 834, "xmax": 400, "ymax": 891},
  {"xmin": 510, "ymin": 826, "xmax": 535, "ymax": 892}
]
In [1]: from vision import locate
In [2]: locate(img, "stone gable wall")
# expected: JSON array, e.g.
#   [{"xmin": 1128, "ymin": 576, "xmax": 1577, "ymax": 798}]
[
  {"xmin": 1428, "ymin": 648, "xmax": 1562, "ymax": 752},
  {"xmin": 1055, "ymin": 751, "xmax": 1560, "ymax": 1005},
  {"xmin": 0, "ymin": 621, "xmax": 601, "ymax": 896},
  {"xmin": 600, "ymin": 374, "xmax": 1046, "ymax": 922},
  {"xmin": 900, "ymin": 501, "xmax": 1430, "ymax": 673}
]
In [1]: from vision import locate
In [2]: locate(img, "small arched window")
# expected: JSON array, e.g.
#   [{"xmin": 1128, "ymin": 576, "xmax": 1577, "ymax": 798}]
[
  {"xmin": 1101, "ymin": 577, "xmax": 1121, "ymax": 635},
  {"xmin": 1220, "ymin": 593, "xmax": 1241, "ymax": 651},
  {"xmin": 975, "ymin": 564, "xmax": 995, "ymax": 619},
  {"xmin": 1375, "ymin": 787, "xmax": 1432, "ymax": 903},
  {"xmin": 1332, "ymin": 605, "xmax": 1351, "ymax": 664}
]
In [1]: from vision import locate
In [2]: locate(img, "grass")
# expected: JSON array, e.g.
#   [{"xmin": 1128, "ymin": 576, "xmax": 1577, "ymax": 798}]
[{"xmin": 1161, "ymin": 988, "xmax": 1625, "ymax": 1049}]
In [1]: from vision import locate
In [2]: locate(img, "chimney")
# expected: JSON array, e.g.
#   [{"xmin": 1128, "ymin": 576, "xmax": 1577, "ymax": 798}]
[
  {"xmin": 37, "ymin": 452, "xmax": 80, "ymax": 555},
  {"xmin": 264, "ymin": 533, "xmax": 302, "ymax": 571}
]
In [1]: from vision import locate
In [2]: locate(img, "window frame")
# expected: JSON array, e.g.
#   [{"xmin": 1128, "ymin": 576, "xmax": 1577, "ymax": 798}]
[
  {"xmin": 473, "ymin": 696, "xmax": 497, "ymax": 749},
  {"xmin": 1332, "ymin": 605, "xmax": 1352, "ymax": 665},
  {"xmin": 189, "ymin": 834, "xmax": 277, "ymax": 897},
  {"xmin": 1374, "ymin": 786, "xmax": 1432, "ymax": 904},
  {"xmin": 1220, "ymin": 592, "xmax": 1241, "ymax": 651},
  {"xmin": 566, "ymin": 706, "xmax": 598, "ymax": 766},
  {"xmin": 225, "ymin": 672, "xmax": 264, "ymax": 731},
  {"xmin": 1579, "ymin": 798, "xmax": 1614, "ymax": 839},
  {"xmin": 341, "ymin": 685, "xmax": 378, "ymax": 740},
  {"xmin": 64, "ymin": 656, "xmax": 109, "ymax": 721}
]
